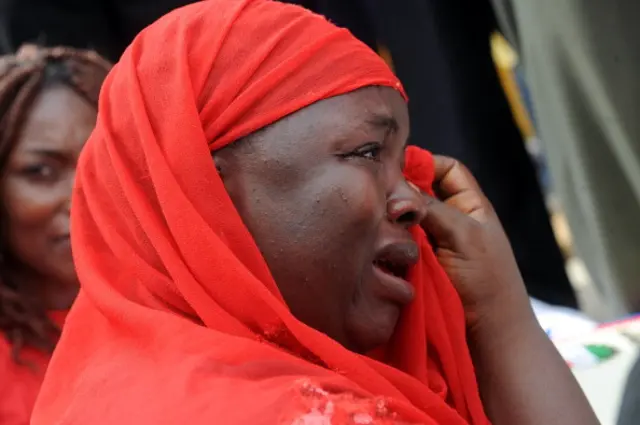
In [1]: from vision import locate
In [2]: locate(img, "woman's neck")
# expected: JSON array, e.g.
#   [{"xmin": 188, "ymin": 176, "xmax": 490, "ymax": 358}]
[{"xmin": 5, "ymin": 265, "xmax": 78, "ymax": 311}]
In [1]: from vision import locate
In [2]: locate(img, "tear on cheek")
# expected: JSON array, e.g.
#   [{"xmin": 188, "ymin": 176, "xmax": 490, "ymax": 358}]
[{"xmin": 332, "ymin": 185, "xmax": 383, "ymax": 222}]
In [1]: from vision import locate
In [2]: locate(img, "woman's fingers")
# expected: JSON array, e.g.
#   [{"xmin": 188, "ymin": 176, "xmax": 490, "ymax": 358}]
[
  {"xmin": 421, "ymin": 194, "xmax": 476, "ymax": 250},
  {"xmin": 412, "ymin": 156, "xmax": 496, "ymax": 245},
  {"xmin": 433, "ymin": 155, "xmax": 484, "ymax": 198},
  {"xmin": 432, "ymin": 155, "xmax": 493, "ymax": 222}
]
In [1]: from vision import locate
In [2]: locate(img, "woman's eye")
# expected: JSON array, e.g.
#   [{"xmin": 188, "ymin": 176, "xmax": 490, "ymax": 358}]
[
  {"xmin": 350, "ymin": 142, "xmax": 383, "ymax": 161},
  {"xmin": 21, "ymin": 164, "xmax": 59, "ymax": 181}
]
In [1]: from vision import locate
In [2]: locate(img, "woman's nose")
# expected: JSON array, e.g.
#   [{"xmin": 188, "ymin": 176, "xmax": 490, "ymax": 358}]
[
  {"xmin": 61, "ymin": 174, "xmax": 74, "ymax": 214},
  {"xmin": 62, "ymin": 197, "xmax": 72, "ymax": 215},
  {"xmin": 387, "ymin": 179, "xmax": 427, "ymax": 228}
]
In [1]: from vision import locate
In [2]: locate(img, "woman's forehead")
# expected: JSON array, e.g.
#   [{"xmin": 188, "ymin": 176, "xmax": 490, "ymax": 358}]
[
  {"xmin": 12, "ymin": 86, "xmax": 96, "ymax": 155},
  {"xmin": 277, "ymin": 87, "xmax": 409, "ymax": 136},
  {"xmin": 229, "ymin": 87, "xmax": 409, "ymax": 163}
]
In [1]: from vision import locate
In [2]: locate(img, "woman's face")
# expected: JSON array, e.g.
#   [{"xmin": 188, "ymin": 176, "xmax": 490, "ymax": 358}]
[
  {"xmin": 2, "ymin": 84, "xmax": 96, "ymax": 294},
  {"xmin": 215, "ymin": 86, "xmax": 426, "ymax": 353}
]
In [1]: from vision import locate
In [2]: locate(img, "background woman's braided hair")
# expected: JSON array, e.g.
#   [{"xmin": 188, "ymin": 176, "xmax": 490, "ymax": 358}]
[{"xmin": 0, "ymin": 45, "xmax": 110, "ymax": 361}]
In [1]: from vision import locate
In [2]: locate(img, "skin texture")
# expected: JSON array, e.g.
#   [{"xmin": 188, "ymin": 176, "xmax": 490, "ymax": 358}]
[
  {"xmin": 214, "ymin": 86, "xmax": 426, "ymax": 353},
  {"xmin": 1, "ymin": 84, "xmax": 95, "ymax": 310}
]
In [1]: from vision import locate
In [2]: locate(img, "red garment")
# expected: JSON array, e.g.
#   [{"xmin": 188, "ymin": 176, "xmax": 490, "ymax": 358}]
[
  {"xmin": 32, "ymin": 1, "xmax": 490, "ymax": 424},
  {"xmin": 0, "ymin": 311, "xmax": 67, "ymax": 425}
]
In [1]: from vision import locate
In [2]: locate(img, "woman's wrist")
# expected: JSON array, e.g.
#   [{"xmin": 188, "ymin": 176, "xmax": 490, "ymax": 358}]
[
  {"xmin": 466, "ymin": 284, "xmax": 599, "ymax": 425},
  {"xmin": 466, "ymin": 285, "xmax": 540, "ymax": 349}
]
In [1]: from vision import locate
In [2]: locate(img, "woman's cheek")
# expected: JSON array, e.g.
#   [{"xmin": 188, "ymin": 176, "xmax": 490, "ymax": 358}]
[{"xmin": 3, "ymin": 179, "xmax": 57, "ymax": 227}]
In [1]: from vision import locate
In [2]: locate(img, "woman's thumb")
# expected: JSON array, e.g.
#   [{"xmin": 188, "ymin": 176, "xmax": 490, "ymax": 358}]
[{"xmin": 421, "ymin": 195, "xmax": 472, "ymax": 250}]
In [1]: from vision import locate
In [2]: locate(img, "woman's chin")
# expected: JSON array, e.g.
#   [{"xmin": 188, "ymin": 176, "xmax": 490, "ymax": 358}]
[{"xmin": 345, "ymin": 306, "xmax": 401, "ymax": 353}]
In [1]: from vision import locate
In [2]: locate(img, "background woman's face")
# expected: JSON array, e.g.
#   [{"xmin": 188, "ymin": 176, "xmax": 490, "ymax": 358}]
[
  {"xmin": 2, "ymin": 84, "xmax": 96, "ymax": 290},
  {"xmin": 214, "ymin": 86, "xmax": 426, "ymax": 353}
]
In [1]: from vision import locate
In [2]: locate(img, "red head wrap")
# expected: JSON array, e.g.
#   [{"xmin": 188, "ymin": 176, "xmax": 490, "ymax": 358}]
[{"xmin": 32, "ymin": 1, "xmax": 489, "ymax": 424}]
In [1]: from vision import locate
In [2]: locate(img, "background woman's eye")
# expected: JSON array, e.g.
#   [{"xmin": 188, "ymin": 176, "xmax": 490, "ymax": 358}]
[{"xmin": 21, "ymin": 163, "xmax": 59, "ymax": 182}]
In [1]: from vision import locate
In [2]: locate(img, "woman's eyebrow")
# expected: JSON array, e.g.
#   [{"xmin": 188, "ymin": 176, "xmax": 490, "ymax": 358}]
[
  {"xmin": 23, "ymin": 148, "xmax": 68, "ymax": 158},
  {"xmin": 365, "ymin": 113, "xmax": 410, "ymax": 147},
  {"xmin": 365, "ymin": 113, "xmax": 399, "ymax": 134}
]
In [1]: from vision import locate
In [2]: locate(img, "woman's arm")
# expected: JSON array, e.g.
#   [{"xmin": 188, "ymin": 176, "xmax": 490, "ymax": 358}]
[
  {"xmin": 468, "ymin": 293, "xmax": 598, "ymax": 425},
  {"xmin": 421, "ymin": 155, "xmax": 599, "ymax": 425}
]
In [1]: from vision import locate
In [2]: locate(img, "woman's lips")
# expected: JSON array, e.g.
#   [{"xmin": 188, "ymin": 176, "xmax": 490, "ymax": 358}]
[
  {"xmin": 372, "ymin": 263, "xmax": 415, "ymax": 305},
  {"xmin": 52, "ymin": 234, "xmax": 71, "ymax": 250},
  {"xmin": 371, "ymin": 240, "xmax": 418, "ymax": 305}
]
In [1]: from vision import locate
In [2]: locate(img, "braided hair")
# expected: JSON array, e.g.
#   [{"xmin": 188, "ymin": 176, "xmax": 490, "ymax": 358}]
[{"xmin": 0, "ymin": 45, "xmax": 110, "ymax": 361}]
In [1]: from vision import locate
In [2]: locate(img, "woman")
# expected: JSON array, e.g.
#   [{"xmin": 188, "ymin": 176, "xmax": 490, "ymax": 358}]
[
  {"xmin": 0, "ymin": 45, "xmax": 110, "ymax": 424},
  {"xmin": 32, "ymin": 1, "xmax": 597, "ymax": 424}
]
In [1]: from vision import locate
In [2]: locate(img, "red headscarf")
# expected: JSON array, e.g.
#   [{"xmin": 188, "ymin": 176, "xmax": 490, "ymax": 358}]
[{"xmin": 32, "ymin": 1, "xmax": 489, "ymax": 424}]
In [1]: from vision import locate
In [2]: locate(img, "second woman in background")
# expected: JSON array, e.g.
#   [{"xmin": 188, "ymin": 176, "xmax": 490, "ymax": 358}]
[{"xmin": 0, "ymin": 45, "xmax": 109, "ymax": 425}]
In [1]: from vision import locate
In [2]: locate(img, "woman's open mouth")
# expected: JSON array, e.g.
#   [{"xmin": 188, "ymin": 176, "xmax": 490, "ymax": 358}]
[
  {"xmin": 373, "ymin": 258, "xmax": 408, "ymax": 280},
  {"xmin": 372, "ymin": 242, "xmax": 419, "ymax": 305}
]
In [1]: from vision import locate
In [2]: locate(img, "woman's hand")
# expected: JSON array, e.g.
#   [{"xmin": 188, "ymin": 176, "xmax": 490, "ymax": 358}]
[
  {"xmin": 418, "ymin": 155, "xmax": 532, "ymax": 330},
  {"xmin": 418, "ymin": 155, "xmax": 599, "ymax": 425}
]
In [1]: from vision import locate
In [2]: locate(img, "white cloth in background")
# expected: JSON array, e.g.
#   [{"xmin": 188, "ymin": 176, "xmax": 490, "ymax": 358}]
[{"xmin": 531, "ymin": 298, "xmax": 598, "ymax": 340}]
